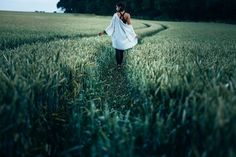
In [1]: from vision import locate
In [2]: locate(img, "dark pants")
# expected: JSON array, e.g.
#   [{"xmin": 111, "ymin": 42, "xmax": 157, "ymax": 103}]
[{"xmin": 115, "ymin": 49, "xmax": 124, "ymax": 65}]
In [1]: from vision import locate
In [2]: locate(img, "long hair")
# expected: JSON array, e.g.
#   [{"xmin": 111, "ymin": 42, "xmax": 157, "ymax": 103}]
[{"xmin": 116, "ymin": 1, "xmax": 126, "ymax": 12}]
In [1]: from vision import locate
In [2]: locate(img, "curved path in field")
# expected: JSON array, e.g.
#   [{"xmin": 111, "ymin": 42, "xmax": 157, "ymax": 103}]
[
  {"xmin": 0, "ymin": 21, "xmax": 159, "ymax": 51},
  {"xmin": 97, "ymin": 23, "xmax": 168, "ymax": 111}
]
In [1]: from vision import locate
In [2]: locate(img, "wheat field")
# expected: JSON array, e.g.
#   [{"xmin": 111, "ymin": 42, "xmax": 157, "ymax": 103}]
[{"xmin": 0, "ymin": 11, "xmax": 236, "ymax": 157}]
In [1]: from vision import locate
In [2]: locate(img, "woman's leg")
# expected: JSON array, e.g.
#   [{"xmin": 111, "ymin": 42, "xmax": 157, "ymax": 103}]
[
  {"xmin": 116, "ymin": 49, "xmax": 121, "ymax": 65},
  {"xmin": 120, "ymin": 50, "xmax": 124, "ymax": 64},
  {"xmin": 115, "ymin": 49, "xmax": 124, "ymax": 65}
]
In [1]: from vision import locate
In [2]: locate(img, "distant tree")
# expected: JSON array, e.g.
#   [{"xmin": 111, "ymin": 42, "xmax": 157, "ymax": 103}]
[{"xmin": 56, "ymin": 0, "xmax": 236, "ymax": 21}]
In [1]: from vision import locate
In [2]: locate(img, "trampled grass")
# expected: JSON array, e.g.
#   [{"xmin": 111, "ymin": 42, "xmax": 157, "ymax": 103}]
[{"xmin": 0, "ymin": 11, "xmax": 235, "ymax": 157}]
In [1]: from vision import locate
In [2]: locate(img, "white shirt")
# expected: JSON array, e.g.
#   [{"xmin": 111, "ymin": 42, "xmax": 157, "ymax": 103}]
[{"xmin": 105, "ymin": 13, "xmax": 138, "ymax": 50}]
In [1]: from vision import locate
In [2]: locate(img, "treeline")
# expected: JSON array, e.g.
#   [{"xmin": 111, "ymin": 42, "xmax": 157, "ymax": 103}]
[{"xmin": 57, "ymin": 0, "xmax": 236, "ymax": 21}]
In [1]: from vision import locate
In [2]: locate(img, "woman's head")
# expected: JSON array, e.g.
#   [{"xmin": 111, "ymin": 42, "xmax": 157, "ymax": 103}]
[{"xmin": 116, "ymin": 2, "xmax": 126, "ymax": 12}]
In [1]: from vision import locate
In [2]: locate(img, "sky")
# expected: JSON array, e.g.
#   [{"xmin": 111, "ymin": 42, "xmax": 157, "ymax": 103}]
[{"xmin": 0, "ymin": 0, "xmax": 62, "ymax": 12}]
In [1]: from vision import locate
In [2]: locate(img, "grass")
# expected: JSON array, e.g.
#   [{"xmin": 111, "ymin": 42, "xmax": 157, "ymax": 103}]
[
  {"xmin": 125, "ymin": 21, "xmax": 236, "ymax": 156},
  {"xmin": 0, "ymin": 11, "xmax": 146, "ymax": 50},
  {"xmin": 0, "ymin": 11, "xmax": 236, "ymax": 157}
]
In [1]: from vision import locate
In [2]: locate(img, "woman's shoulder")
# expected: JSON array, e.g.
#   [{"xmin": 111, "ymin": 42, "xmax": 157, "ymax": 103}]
[
  {"xmin": 112, "ymin": 12, "xmax": 118, "ymax": 18},
  {"xmin": 115, "ymin": 12, "xmax": 130, "ymax": 18},
  {"xmin": 125, "ymin": 12, "xmax": 130, "ymax": 16},
  {"xmin": 125, "ymin": 13, "xmax": 131, "ymax": 18}
]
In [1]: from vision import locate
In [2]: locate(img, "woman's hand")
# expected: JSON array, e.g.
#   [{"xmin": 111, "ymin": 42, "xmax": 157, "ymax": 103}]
[
  {"xmin": 98, "ymin": 32, "xmax": 104, "ymax": 36},
  {"xmin": 135, "ymin": 35, "xmax": 140, "ymax": 39},
  {"xmin": 99, "ymin": 31, "xmax": 106, "ymax": 36}
]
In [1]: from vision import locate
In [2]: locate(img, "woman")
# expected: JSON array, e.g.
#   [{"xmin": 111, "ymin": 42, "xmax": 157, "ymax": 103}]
[{"xmin": 99, "ymin": 2, "xmax": 138, "ymax": 70}]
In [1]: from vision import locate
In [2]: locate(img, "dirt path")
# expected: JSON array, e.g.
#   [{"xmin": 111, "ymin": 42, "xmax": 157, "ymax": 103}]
[
  {"xmin": 97, "ymin": 46, "xmax": 133, "ymax": 111},
  {"xmin": 96, "ymin": 24, "xmax": 168, "ymax": 111}
]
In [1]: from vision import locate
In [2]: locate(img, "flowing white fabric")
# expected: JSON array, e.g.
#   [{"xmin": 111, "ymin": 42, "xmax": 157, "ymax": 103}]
[{"xmin": 105, "ymin": 13, "xmax": 138, "ymax": 50}]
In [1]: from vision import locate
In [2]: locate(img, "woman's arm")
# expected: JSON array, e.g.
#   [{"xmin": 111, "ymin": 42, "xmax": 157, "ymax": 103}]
[
  {"xmin": 99, "ymin": 13, "xmax": 116, "ymax": 36},
  {"xmin": 125, "ymin": 14, "xmax": 139, "ymax": 38},
  {"xmin": 126, "ymin": 14, "xmax": 131, "ymax": 25}
]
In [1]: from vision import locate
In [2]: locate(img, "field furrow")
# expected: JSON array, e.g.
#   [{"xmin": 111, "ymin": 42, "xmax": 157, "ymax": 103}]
[{"xmin": 0, "ymin": 11, "xmax": 236, "ymax": 157}]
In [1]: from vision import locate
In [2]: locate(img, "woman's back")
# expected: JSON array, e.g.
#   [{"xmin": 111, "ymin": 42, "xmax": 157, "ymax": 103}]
[
  {"xmin": 98, "ymin": 1, "xmax": 138, "ymax": 69},
  {"xmin": 105, "ymin": 12, "xmax": 137, "ymax": 50},
  {"xmin": 117, "ymin": 11, "xmax": 127, "ymax": 24}
]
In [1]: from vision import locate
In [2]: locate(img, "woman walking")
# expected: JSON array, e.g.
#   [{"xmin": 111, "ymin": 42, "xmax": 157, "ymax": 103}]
[{"xmin": 99, "ymin": 2, "xmax": 138, "ymax": 70}]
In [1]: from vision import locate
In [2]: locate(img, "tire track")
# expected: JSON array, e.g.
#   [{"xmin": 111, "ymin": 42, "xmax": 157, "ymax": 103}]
[
  {"xmin": 0, "ymin": 22, "xmax": 151, "ymax": 51},
  {"xmin": 96, "ymin": 23, "xmax": 168, "ymax": 111}
]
